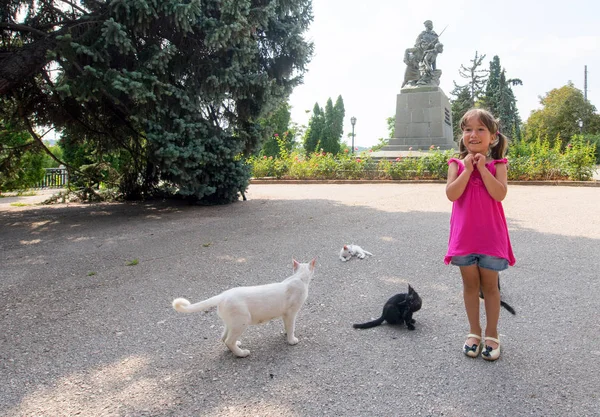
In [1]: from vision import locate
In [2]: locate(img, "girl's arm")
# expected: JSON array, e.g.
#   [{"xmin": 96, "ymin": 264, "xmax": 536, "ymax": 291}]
[
  {"xmin": 446, "ymin": 157, "xmax": 473, "ymax": 201},
  {"xmin": 479, "ymin": 160, "xmax": 508, "ymax": 201}
]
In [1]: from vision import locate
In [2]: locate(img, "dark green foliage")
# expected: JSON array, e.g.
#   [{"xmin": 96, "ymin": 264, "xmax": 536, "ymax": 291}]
[
  {"xmin": 303, "ymin": 95, "xmax": 345, "ymax": 155},
  {"xmin": 304, "ymin": 102, "xmax": 325, "ymax": 154},
  {"xmin": 450, "ymin": 85, "xmax": 473, "ymax": 140},
  {"xmin": 481, "ymin": 56, "xmax": 522, "ymax": 138},
  {"xmin": 259, "ymin": 103, "xmax": 295, "ymax": 158},
  {"xmin": 1, "ymin": 0, "xmax": 314, "ymax": 203}
]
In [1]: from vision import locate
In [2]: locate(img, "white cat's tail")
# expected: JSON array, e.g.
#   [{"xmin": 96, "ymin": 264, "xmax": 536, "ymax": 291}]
[
  {"xmin": 364, "ymin": 250, "xmax": 374, "ymax": 256},
  {"xmin": 172, "ymin": 295, "xmax": 221, "ymax": 313}
]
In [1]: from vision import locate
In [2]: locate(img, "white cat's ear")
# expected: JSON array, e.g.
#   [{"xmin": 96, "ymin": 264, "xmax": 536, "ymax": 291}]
[
  {"xmin": 293, "ymin": 259, "xmax": 300, "ymax": 272},
  {"xmin": 310, "ymin": 257, "xmax": 317, "ymax": 270}
]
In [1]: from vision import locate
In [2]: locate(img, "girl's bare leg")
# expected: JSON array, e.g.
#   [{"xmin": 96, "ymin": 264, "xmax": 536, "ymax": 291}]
[
  {"xmin": 479, "ymin": 267, "xmax": 501, "ymax": 349},
  {"xmin": 460, "ymin": 265, "xmax": 482, "ymax": 346}
]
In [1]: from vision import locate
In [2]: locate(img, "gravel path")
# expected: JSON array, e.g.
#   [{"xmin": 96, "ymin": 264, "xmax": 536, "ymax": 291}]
[{"xmin": 1, "ymin": 184, "xmax": 599, "ymax": 416}]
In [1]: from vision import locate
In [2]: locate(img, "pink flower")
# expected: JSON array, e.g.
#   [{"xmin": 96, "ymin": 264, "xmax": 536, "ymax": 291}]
[
  {"xmin": 395, "ymin": 157, "xmax": 401, "ymax": 162},
  {"xmin": 409, "ymin": 147, "xmax": 413, "ymax": 151},
  {"xmin": 322, "ymin": 152, "xmax": 326, "ymax": 156},
  {"xmin": 356, "ymin": 158, "xmax": 362, "ymax": 163},
  {"xmin": 344, "ymin": 148, "xmax": 349, "ymax": 153},
  {"xmin": 354, "ymin": 147, "xmax": 358, "ymax": 151},
  {"xmin": 429, "ymin": 145, "xmax": 435, "ymax": 150},
  {"xmin": 274, "ymin": 133, "xmax": 279, "ymax": 137},
  {"xmin": 263, "ymin": 156, "xmax": 267, "ymax": 160},
  {"xmin": 369, "ymin": 149, "xmax": 373, "ymax": 153},
  {"xmin": 567, "ymin": 143, "xmax": 573, "ymax": 149}
]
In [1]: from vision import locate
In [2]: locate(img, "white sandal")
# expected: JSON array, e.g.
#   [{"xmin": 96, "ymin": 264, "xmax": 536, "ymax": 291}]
[
  {"xmin": 463, "ymin": 333, "xmax": 482, "ymax": 358},
  {"xmin": 481, "ymin": 336, "xmax": 501, "ymax": 361}
]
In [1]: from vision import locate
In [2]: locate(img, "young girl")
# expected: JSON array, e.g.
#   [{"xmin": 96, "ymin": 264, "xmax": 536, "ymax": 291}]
[{"xmin": 445, "ymin": 108, "xmax": 515, "ymax": 361}]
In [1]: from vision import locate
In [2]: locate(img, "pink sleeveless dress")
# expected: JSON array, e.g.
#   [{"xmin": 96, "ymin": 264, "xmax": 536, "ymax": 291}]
[{"xmin": 444, "ymin": 158, "xmax": 516, "ymax": 266}]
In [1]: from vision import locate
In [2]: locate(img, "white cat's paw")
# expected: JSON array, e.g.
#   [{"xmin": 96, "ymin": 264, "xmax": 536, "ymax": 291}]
[
  {"xmin": 288, "ymin": 336, "xmax": 299, "ymax": 345},
  {"xmin": 236, "ymin": 341, "xmax": 242, "ymax": 347},
  {"xmin": 235, "ymin": 349, "xmax": 250, "ymax": 358}
]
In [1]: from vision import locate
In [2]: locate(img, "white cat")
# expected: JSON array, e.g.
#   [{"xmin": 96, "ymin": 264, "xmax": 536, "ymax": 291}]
[
  {"xmin": 172, "ymin": 258, "xmax": 317, "ymax": 358},
  {"xmin": 339, "ymin": 244, "xmax": 374, "ymax": 261}
]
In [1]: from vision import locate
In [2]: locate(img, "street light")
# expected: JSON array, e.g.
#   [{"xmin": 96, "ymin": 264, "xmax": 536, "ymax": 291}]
[
  {"xmin": 350, "ymin": 116, "xmax": 357, "ymax": 154},
  {"xmin": 578, "ymin": 118, "xmax": 583, "ymax": 135}
]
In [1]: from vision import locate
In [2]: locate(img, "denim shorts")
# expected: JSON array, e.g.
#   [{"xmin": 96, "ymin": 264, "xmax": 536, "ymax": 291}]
[{"xmin": 450, "ymin": 254, "xmax": 509, "ymax": 272}]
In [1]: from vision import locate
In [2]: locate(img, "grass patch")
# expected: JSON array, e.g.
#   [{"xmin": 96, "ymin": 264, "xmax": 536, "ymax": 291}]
[
  {"xmin": 202, "ymin": 243, "xmax": 212, "ymax": 247},
  {"xmin": 87, "ymin": 271, "xmax": 97, "ymax": 276},
  {"xmin": 126, "ymin": 259, "xmax": 139, "ymax": 266},
  {"xmin": 10, "ymin": 202, "xmax": 30, "ymax": 207}
]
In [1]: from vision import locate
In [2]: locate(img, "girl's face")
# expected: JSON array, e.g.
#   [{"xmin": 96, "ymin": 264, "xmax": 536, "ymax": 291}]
[{"xmin": 462, "ymin": 116, "xmax": 493, "ymax": 155}]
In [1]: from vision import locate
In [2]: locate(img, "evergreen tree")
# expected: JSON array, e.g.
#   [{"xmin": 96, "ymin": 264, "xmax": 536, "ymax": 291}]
[
  {"xmin": 304, "ymin": 103, "xmax": 325, "ymax": 154},
  {"xmin": 0, "ymin": 0, "xmax": 314, "ymax": 203},
  {"xmin": 450, "ymin": 51, "xmax": 488, "ymax": 139},
  {"xmin": 321, "ymin": 98, "xmax": 336, "ymax": 153},
  {"xmin": 304, "ymin": 95, "xmax": 344, "ymax": 155},
  {"xmin": 260, "ymin": 103, "xmax": 294, "ymax": 158},
  {"xmin": 482, "ymin": 56, "xmax": 522, "ymax": 138},
  {"xmin": 450, "ymin": 85, "xmax": 473, "ymax": 140},
  {"xmin": 330, "ymin": 95, "xmax": 345, "ymax": 152}
]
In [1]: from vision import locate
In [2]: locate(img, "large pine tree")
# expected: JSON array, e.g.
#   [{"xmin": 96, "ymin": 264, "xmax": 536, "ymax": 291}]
[
  {"xmin": 482, "ymin": 56, "xmax": 522, "ymax": 138},
  {"xmin": 0, "ymin": 0, "xmax": 314, "ymax": 203}
]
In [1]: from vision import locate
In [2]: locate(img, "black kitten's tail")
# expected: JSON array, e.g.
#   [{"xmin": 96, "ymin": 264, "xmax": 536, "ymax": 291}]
[
  {"xmin": 479, "ymin": 290, "xmax": 517, "ymax": 315},
  {"xmin": 501, "ymin": 301, "xmax": 516, "ymax": 315},
  {"xmin": 353, "ymin": 316, "xmax": 385, "ymax": 329}
]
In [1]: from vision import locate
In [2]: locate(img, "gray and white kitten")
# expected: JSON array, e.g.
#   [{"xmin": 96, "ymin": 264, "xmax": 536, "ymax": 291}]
[{"xmin": 339, "ymin": 244, "xmax": 374, "ymax": 261}]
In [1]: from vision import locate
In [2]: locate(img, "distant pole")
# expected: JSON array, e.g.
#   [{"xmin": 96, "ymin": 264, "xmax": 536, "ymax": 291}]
[
  {"xmin": 350, "ymin": 116, "xmax": 357, "ymax": 154},
  {"xmin": 584, "ymin": 65, "xmax": 588, "ymax": 102}
]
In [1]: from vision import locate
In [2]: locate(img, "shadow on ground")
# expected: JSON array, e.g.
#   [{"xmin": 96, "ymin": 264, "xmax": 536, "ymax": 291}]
[{"xmin": 1, "ymin": 186, "xmax": 599, "ymax": 416}]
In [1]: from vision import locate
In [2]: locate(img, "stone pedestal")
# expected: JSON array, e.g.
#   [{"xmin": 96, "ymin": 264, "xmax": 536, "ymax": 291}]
[{"xmin": 372, "ymin": 86, "xmax": 456, "ymax": 158}]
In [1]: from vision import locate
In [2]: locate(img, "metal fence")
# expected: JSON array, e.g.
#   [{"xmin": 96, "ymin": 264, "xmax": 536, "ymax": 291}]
[{"xmin": 36, "ymin": 168, "xmax": 68, "ymax": 189}]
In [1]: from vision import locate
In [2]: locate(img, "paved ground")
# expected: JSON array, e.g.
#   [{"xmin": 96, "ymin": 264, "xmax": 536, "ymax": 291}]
[{"xmin": 1, "ymin": 184, "xmax": 599, "ymax": 416}]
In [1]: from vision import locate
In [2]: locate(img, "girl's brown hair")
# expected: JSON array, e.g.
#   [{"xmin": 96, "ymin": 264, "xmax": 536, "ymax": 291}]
[{"xmin": 458, "ymin": 108, "xmax": 509, "ymax": 160}]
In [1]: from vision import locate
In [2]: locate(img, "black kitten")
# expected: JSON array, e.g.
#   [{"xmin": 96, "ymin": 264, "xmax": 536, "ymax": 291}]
[
  {"xmin": 479, "ymin": 274, "xmax": 516, "ymax": 315},
  {"xmin": 353, "ymin": 284, "xmax": 422, "ymax": 330}
]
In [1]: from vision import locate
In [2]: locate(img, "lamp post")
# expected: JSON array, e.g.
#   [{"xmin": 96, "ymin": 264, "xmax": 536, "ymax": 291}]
[
  {"xmin": 350, "ymin": 116, "xmax": 357, "ymax": 154},
  {"xmin": 578, "ymin": 118, "xmax": 583, "ymax": 135}
]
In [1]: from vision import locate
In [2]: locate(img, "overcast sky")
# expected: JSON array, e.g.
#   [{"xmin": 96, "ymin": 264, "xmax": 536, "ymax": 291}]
[{"xmin": 288, "ymin": 0, "xmax": 600, "ymax": 148}]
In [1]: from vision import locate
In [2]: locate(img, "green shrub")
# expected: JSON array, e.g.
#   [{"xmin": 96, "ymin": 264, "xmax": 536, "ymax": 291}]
[
  {"xmin": 562, "ymin": 135, "xmax": 596, "ymax": 180},
  {"xmin": 248, "ymin": 138, "xmax": 597, "ymax": 182}
]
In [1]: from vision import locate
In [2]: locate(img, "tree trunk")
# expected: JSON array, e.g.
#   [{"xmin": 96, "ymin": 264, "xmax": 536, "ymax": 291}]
[{"xmin": 0, "ymin": 37, "xmax": 56, "ymax": 96}]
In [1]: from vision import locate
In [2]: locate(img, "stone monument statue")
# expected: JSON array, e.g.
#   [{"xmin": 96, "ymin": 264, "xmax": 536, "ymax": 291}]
[
  {"xmin": 402, "ymin": 20, "xmax": 444, "ymax": 88},
  {"xmin": 371, "ymin": 20, "xmax": 456, "ymax": 157}
]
